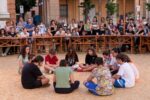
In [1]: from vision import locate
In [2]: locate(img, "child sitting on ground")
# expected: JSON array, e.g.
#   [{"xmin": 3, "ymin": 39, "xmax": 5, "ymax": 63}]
[
  {"xmin": 109, "ymin": 48, "xmax": 121, "ymax": 75},
  {"xmin": 53, "ymin": 59, "xmax": 80, "ymax": 94},
  {"xmin": 21, "ymin": 55, "xmax": 49, "ymax": 89},
  {"xmin": 78, "ymin": 48, "xmax": 97, "ymax": 72},
  {"xmin": 84, "ymin": 57, "xmax": 114, "ymax": 96},
  {"xmin": 65, "ymin": 48, "xmax": 79, "ymax": 67},
  {"xmin": 18, "ymin": 45, "xmax": 30, "ymax": 74},
  {"xmin": 113, "ymin": 54, "xmax": 136, "ymax": 88},
  {"xmin": 102, "ymin": 50, "xmax": 111, "ymax": 67},
  {"xmin": 123, "ymin": 54, "xmax": 140, "ymax": 82},
  {"xmin": 44, "ymin": 49, "xmax": 59, "ymax": 73}
]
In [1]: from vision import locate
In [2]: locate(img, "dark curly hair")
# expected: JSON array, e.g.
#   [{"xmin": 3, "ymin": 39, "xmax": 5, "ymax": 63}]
[
  {"xmin": 31, "ymin": 55, "xmax": 44, "ymax": 63},
  {"xmin": 95, "ymin": 57, "xmax": 104, "ymax": 66},
  {"xmin": 0, "ymin": 28, "xmax": 6, "ymax": 36},
  {"xmin": 116, "ymin": 53, "xmax": 130, "ymax": 62},
  {"xmin": 87, "ymin": 48, "xmax": 97, "ymax": 56},
  {"xmin": 112, "ymin": 48, "xmax": 121, "ymax": 54},
  {"xmin": 20, "ymin": 45, "xmax": 30, "ymax": 59},
  {"xmin": 66, "ymin": 48, "xmax": 77, "ymax": 58}
]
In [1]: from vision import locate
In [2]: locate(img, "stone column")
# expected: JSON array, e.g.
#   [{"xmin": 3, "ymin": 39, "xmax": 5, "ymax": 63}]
[
  {"xmin": 48, "ymin": 0, "xmax": 60, "ymax": 20},
  {"xmin": 113, "ymin": 0, "xmax": 117, "ymax": 25},
  {"xmin": 135, "ymin": 0, "xmax": 142, "ymax": 20},
  {"xmin": 0, "ymin": 0, "xmax": 10, "ymax": 28},
  {"xmin": 79, "ymin": 0, "xmax": 84, "ymax": 21},
  {"xmin": 146, "ymin": 0, "xmax": 150, "ymax": 19}
]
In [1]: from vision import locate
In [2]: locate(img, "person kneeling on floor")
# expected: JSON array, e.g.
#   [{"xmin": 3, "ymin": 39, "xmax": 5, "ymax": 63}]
[{"xmin": 21, "ymin": 55, "xmax": 50, "ymax": 89}]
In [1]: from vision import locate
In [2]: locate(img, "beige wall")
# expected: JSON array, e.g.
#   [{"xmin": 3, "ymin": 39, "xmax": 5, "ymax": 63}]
[
  {"xmin": 47, "ymin": 0, "xmax": 60, "ymax": 20},
  {"xmin": 60, "ymin": 0, "xmax": 80, "ymax": 22},
  {"xmin": 45, "ymin": 0, "xmax": 147, "ymax": 23},
  {"xmin": 118, "ymin": 0, "xmax": 135, "ymax": 16}
]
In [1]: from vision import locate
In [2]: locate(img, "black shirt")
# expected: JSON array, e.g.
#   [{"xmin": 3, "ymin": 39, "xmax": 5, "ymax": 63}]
[
  {"xmin": 85, "ymin": 54, "xmax": 97, "ymax": 65},
  {"xmin": 126, "ymin": 30, "xmax": 135, "ymax": 35},
  {"xmin": 138, "ymin": 30, "xmax": 144, "ymax": 35},
  {"xmin": 65, "ymin": 54, "xmax": 79, "ymax": 66},
  {"xmin": 78, "ymin": 25, "xmax": 84, "ymax": 36},
  {"xmin": 21, "ymin": 63, "xmax": 42, "ymax": 88},
  {"xmin": 117, "ymin": 24, "xmax": 124, "ymax": 34},
  {"xmin": 8, "ymin": 32, "xmax": 17, "ymax": 37},
  {"xmin": 99, "ymin": 29, "xmax": 105, "ymax": 35}
]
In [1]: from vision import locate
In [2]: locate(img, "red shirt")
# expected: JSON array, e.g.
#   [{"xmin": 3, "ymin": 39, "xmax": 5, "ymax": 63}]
[{"xmin": 45, "ymin": 55, "xmax": 58, "ymax": 64}]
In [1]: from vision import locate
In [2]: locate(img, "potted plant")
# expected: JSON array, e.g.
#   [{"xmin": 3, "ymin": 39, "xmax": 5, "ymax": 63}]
[
  {"xmin": 145, "ymin": 3, "xmax": 150, "ymax": 18},
  {"xmin": 79, "ymin": 0, "xmax": 95, "ymax": 22},
  {"xmin": 106, "ymin": 0, "xmax": 118, "ymax": 19}
]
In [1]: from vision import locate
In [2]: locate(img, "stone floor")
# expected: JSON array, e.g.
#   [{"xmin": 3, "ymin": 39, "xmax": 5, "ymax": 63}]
[{"xmin": 0, "ymin": 53, "xmax": 150, "ymax": 100}]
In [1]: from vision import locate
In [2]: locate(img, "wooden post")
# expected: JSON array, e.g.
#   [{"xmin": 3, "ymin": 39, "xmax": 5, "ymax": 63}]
[
  {"xmin": 98, "ymin": 0, "xmax": 101, "ymax": 22},
  {"xmin": 66, "ymin": 0, "xmax": 68, "ymax": 24},
  {"xmin": 139, "ymin": 36, "xmax": 142, "ymax": 54},
  {"xmin": 123, "ymin": 0, "xmax": 126, "ymax": 35},
  {"xmin": 96, "ymin": 35, "xmax": 98, "ymax": 52},
  {"xmin": 139, "ymin": 0, "xmax": 141, "ymax": 19},
  {"xmin": 131, "ymin": 36, "xmax": 134, "ymax": 54}
]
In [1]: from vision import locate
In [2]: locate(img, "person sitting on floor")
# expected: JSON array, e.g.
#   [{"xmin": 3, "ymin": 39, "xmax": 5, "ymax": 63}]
[
  {"xmin": 84, "ymin": 57, "xmax": 114, "ymax": 96},
  {"xmin": 44, "ymin": 49, "xmax": 59, "ymax": 73},
  {"xmin": 21, "ymin": 55, "xmax": 49, "ymax": 89},
  {"xmin": 18, "ymin": 45, "xmax": 30, "ymax": 74},
  {"xmin": 122, "ymin": 54, "xmax": 140, "ymax": 82},
  {"xmin": 65, "ymin": 48, "xmax": 79, "ymax": 68},
  {"xmin": 102, "ymin": 50, "xmax": 112, "ymax": 67},
  {"xmin": 113, "ymin": 54, "xmax": 136, "ymax": 88},
  {"xmin": 53, "ymin": 59, "xmax": 80, "ymax": 94},
  {"xmin": 78, "ymin": 48, "xmax": 97, "ymax": 72},
  {"xmin": 109, "ymin": 48, "xmax": 121, "ymax": 75}
]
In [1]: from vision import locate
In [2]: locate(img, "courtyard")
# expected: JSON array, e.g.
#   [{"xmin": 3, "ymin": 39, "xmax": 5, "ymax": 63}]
[{"xmin": 0, "ymin": 53, "xmax": 150, "ymax": 100}]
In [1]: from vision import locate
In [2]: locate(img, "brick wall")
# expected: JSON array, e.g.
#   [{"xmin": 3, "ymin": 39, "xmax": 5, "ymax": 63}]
[{"xmin": 7, "ymin": 0, "xmax": 16, "ymax": 21}]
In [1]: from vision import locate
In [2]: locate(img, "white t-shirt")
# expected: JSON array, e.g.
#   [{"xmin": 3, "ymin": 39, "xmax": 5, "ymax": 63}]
[
  {"xmin": 129, "ymin": 63, "xmax": 139, "ymax": 80},
  {"xmin": 55, "ymin": 30, "xmax": 65, "ymax": 36},
  {"xmin": 32, "ymin": 31, "xmax": 41, "ymax": 36},
  {"xmin": 117, "ymin": 63, "xmax": 135, "ymax": 88},
  {"xmin": 38, "ymin": 24, "xmax": 46, "ymax": 34},
  {"xmin": 69, "ymin": 23, "xmax": 78, "ymax": 30},
  {"xmin": 110, "ymin": 57, "xmax": 120, "ymax": 68},
  {"xmin": 65, "ymin": 33, "xmax": 71, "ymax": 40},
  {"xmin": 20, "ymin": 32, "xmax": 29, "ymax": 37}
]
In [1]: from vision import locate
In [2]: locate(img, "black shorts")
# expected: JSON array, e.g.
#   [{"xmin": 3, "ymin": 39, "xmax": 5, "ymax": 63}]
[{"xmin": 23, "ymin": 80, "xmax": 42, "ymax": 89}]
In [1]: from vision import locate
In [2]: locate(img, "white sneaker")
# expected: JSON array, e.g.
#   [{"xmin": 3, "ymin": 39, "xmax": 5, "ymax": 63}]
[
  {"xmin": 1, "ymin": 53, "xmax": 5, "ymax": 57},
  {"xmin": 2, "ymin": 53, "xmax": 7, "ymax": 56},
  {"xmin": 72, "ymin": 64, "xmax": 79, "ymax": 70}
]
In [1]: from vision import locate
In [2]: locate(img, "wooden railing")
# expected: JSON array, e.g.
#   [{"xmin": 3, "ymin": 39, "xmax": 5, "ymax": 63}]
[
  {"xmin": 0, "ymin": 37, "xmax": 27, "ymax": 47},
  {"xmin": 0, "ymin": 36, "xmax": 150, "ymax": 53}
]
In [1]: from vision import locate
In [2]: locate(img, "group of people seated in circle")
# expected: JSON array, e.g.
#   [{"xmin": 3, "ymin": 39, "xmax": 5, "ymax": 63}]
[{"xmin": 18, "ymin": 45, "xmax": 139, "ymax": 96}]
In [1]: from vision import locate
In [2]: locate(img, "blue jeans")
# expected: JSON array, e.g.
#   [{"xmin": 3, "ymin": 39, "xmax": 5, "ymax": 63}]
[
  {"xmin": 84, "ymin": 81, "xmax": 99, "ymax": 96},
  {"xmin": 114, "ymin": 78, "xmax": 125, "ymax": 88}
]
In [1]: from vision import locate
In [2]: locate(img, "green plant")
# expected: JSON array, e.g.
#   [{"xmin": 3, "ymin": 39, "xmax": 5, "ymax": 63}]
[
  {"xmin": 79, "ymin": 0, "xmax": 95, "ymax": 21},
  {"xmin": 106, "ymin": 0, "xmax": 118, "ymax": 16},
  {"xmin": 146, "ymin": 3, "xmax": 150, "ymax": 11},
  {"xmin": 16, "ymin": 0, "xmax": 36, "ymax": 14},
  {"xmin": 145, "ymin": 3, "xmax": 150, "ymax": 18}
]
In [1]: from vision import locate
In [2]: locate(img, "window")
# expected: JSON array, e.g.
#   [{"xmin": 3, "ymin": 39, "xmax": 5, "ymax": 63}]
[{"xmin": 60, "ymin": 5, "xmax": 68, "ymax": 18}]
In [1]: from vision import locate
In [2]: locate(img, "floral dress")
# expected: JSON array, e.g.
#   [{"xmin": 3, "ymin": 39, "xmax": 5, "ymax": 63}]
[{"xmin": 91, "ymin": 67, "xmax": 114, "ymax": 95}]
